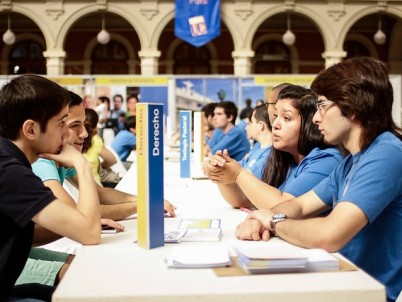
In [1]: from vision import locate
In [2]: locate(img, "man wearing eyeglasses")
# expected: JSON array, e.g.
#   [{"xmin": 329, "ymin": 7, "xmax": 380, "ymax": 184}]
[{"xmin": 236, "ymin": 57, "xmax": 402, "ymax": 302}]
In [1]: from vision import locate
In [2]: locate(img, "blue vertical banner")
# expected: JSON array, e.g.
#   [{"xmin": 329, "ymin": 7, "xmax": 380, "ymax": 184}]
[
  {"xmin": 175, "ymin": 0, "xmax": 221, "ymax": 47},
  {"xmin": 137, "ymin": 103, "xmax": 164, "ymax": 249},
  {"xmin": 180, "ymin": 111, "xmax": 192, "ymax": 178}
]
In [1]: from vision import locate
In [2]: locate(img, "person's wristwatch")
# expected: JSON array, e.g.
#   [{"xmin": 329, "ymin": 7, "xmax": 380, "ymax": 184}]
[{"xmin": 270, "ymin": 214, "xmax": 288, "ymax": 237}]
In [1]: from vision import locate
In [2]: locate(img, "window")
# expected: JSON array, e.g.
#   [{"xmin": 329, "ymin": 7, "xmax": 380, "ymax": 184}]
[
  {"xmin": 173, "ymin": 43, "xmax": 211, "ymax": 74},
  {"xmin": 8, "ymin": 41, "xmax": 46, "ymax": 74},
  {"xmin": 254, "ymin": 40, "xmax": 291, "ymax": 74},
  {"xmin": 91, "ymin": 41, "xmax": 129, "ymax": 74},
  {"xmin": 344, "ymin": 41, "xmax": 371, "ymax": 59}
]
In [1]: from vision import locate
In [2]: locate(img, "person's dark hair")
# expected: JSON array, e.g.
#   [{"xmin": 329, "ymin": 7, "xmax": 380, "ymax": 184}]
[
  {"xmin": 215, "ymin": 101, "xmax": 238, "ymax": 124},
  {"xmin": 127, "ymin": 94, "xmax": 139, "ymax": 102},
  {"xmin": 82, "ymin": 108, "xmax": 99, "ymax": 153},
  {"xmin": 67, "ymin": 90, "xmax": 83, "ymax": 107},
  {"xmin": 113, "ymin": 94, "xmax": 123, "ymax": 102},
  {"xmin": 253, "ymin": 104, "xmax": 271, "ymax": 132},
  {"xmin": 99, "ymin": 96, "xmax": 110, "ymax": 110},
  {"xmin": 311, "ymin": 56, "xmax": 402, "ymax": 150},
  {"xmin": 85, "ymin": 108, "xmax": 99, "ymax": 129},
  {"xmin": 262, "ymin": 85, "xmax": 327, "ymax": 187},
  {"xmin": 0, "ymin": 74, "xmax": 69, "ymax": 139},
  {"xmin": 99, "ymin": 96, "xmax": 110, "ymax": 103},
  {"xmin": 201, "ymin": 102, "xmax": 217, "ymax": 119},
  {"xmin": 82, "ymin": 120, "xmax": 93, "ymax": 154},
  {"xmin": 124, "ymin": 116, "xmax": 136, "ymax": 131}
]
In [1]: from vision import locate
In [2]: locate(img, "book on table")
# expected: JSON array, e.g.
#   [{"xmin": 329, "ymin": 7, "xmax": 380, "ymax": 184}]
[
  {"xmin": 166, "ymin": 245, "xmax": 231, "ymax": 268},
  {"xmin": 177, "ymin": 218, "xmax": 222, "ymax": 242},
  {"xmin": 234, "ymin": 244, "xmax": 308, "ymax": 273},
  {"xmin": 234, "ymin": 244, "xmax": 339, "ymax": 274},
  {"xmin": 304, "ymin": 249, "xmax": 340, "ymax": 272}
]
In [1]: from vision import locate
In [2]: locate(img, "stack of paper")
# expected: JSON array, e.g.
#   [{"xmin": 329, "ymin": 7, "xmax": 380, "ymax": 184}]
[
  {"xmin": 234, "ymin": 244, "xmax": 340, "ymax": 274},
  {"xmin": 305, "ymin": 249, "xmax": 340, "ymax": 271},
  {"xmin": 166, "ymin": 246, "xmax": 231, "ymax": 268},
  {"xmin": 234, "ymin": 244, "xmax": 308, "ymax": 274}
]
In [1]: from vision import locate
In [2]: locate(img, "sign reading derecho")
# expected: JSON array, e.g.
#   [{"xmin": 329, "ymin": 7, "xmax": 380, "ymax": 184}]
[
  {"xmin": 175, "ymin": 0, "xmax": 221, "ymax": 47},
  {"xmin": 137, "ymin": 103, "xmax": 164, "ymax": 249},
  {"xmin": 180, "ymin": 111, "xmax": 191, "ymax": 178}
]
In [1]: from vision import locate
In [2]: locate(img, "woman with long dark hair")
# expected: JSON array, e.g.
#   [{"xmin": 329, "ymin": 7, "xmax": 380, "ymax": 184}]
[{"xmin": 204, "ymin": 85, "xmax": 344, "ymax": 210}]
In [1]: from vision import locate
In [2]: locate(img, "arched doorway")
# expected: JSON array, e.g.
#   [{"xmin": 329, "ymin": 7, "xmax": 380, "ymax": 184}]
[{"xmin": 8, "ymin": 40, "xmax": 46, "ymax": 74}]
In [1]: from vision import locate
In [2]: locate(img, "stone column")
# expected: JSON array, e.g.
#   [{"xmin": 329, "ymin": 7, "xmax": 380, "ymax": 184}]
[
  {"xmin": 43, "ymin": 50, "xmax": 66, "ymax": 76},
  {"xmin": 321, "ymin": 50, "xmax": 347, "ymax": 69},
  {"xmin": 138, "ymin": 50, "xmax": 161, "ymax": 75},
  {"xmin": 232, "ymin": 50, "xmax": 254, "ymax": 76}
]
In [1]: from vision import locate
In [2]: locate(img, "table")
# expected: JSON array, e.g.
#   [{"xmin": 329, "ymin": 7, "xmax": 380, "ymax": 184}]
[{"xmin": 52, "ymin": 159, "xmax": 386, "ymax": 302}]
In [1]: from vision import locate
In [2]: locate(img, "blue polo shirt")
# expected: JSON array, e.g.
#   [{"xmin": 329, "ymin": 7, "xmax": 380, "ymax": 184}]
[
  {"xmin": 111, "ymin": 130, "xmax": 136, "ymax": 161},
  {"xmin": 313, "ymin": 132, "xmax": 402, "ymax": 302},
  {"xmin": 239, "ymin": 143, "xmax": 271, "ymax": 179},
  {"xmin": 279, "ymin": 147, "xmax": 343, "ymax": 197},
  {"xmin": 210, "ymin": 126, "xmax": 250, "ymax": 161}
]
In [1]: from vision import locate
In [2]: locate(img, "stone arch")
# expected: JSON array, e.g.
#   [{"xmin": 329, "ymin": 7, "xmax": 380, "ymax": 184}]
[
  {"xmin": 149, "ymin": 8, "xmax": 175, "ymax": 51},
  {"xmin": 1, "ymin": 33, "xmax": 46, "ymax": 74},
  {"xmin": 164, "ymin": 38, "xmax": 219, "ymax": 74},
  {"xmin": 388, "ymin": 19, "xmax": 402, "ymax": 61},
  {"xmin": 344, "ymin": 34, "xmax": 379, "ymax": 58},
  {"xmin": 247, "ymin": 5, "xmax": 329, "ymax": 51},
  {"xmin": 56, "ymin": 5, "xmax": 143, "ymax": 51},
  {"xmin": 1, "ymin": 33, "xmax": 45, "ymax": 61},
  {"xmin": 220, "ymin": 11, "xmax": 246, "ymax": 50},
  {"xmin": 165, "ymin": 38, "xmax": 218, "ymax": 61},
  {"xmin": 82, "ymin": 34, "xmax": 137, "ymax": 74},
  {"xmin": 252, "ymin": 33, "xmax": 300, "ymax": 73},
  {"xmin": 4, "ymin": 6, "xmax": 49, "ymax": 48},
  {"xmin": 83, "ymin": 34, "xmax": 136, "ymax": 62},
  {"xmin": 252, "ymin": 33, "xmax": 299, "ymax": 62},
  {"xmin": 336, "ymin": 6, "xmax": 402, "ymax": 50}
]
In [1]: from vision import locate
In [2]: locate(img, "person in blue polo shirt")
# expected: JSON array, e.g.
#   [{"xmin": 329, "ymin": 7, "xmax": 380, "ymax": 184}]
[
  {"xmin": 206, "ymin": 101, "xmax": 250, "ymax": 161},
  {"xmin": 236, "ymin": 57, "xmax": 402, "ymax": 302},
  {"xmin": 204, "ymin": 85, "xmax": 343, "ymax": 210},
  {"xmin": 111, "ymin": 116, "xmax": 136, "ymax": 163},
  {"xmin": 239, "ymin": 104, "xmax": 272, "ymax": 179}
]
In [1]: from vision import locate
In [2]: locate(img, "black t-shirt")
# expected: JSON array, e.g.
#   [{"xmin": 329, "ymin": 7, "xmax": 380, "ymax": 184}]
[{"xmin": 0, "ymin": 137, "xmax": 56, "ymax": 298}]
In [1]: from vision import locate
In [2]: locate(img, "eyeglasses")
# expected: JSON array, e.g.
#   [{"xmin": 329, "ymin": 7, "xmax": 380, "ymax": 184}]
[
  {"xmin": 316, "ymin": 100, "xmax": 334, "ymax": 114},
  {"xmin": 264, "ymin": 101, "xmax": 276, "ymax": 107}
]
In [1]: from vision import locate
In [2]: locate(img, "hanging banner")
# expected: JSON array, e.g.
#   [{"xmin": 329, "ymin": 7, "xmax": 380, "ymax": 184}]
[{"xmin": 175, "ymin": 0, "xmax": 221, "ymax": 47}]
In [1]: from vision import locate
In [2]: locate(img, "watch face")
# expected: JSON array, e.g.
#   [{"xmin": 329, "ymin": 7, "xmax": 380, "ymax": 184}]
[{"xmin": 273, "ymin": 214, "xmax": 287, "ymax": 220}]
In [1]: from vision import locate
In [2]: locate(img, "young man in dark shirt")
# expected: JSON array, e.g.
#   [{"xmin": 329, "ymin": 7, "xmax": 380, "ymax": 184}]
[{"xmin": 0, "ymin": 74, "xmax": 101, "ymax": 301}]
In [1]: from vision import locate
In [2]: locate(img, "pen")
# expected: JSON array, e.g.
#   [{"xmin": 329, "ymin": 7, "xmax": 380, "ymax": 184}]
[{"xmin": 240, "ymin": 207, "xmax": 252, "ymax": 214}]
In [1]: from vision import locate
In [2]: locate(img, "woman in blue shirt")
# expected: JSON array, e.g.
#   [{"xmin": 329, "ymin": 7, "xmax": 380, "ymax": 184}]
[{"xmin": 204, "ymin": 85, "xmax": 344, "ymax": 209}]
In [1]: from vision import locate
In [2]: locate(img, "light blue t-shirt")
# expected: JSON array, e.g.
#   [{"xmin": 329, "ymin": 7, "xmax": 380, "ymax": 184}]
[
  {"xmin": 110, "ymin": 129, "xmax": 137, "ymax": 161},
  {"xmin": 279, "ymin": 147, "xmax": 343, "ymax": 197},
  {"xmin": 210, "ymin": 125, "xmax": 251, "ymax": 161},
  {"xmin": 313, "ymin": 132, "xmax": 402, "ymax": 302},
  {"xmin": 239, "ymin": 143, "xmax": 272, "ymax": 179},
  {"xmin": 32, "ymin": 158, "xmax": 76, "ymax": 184}
]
